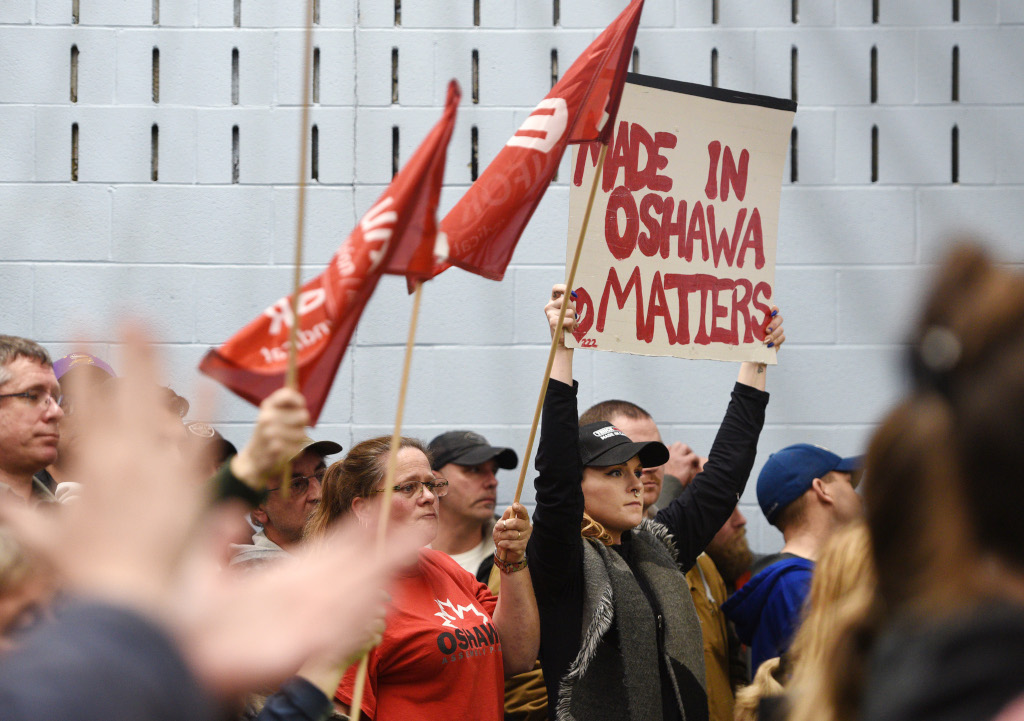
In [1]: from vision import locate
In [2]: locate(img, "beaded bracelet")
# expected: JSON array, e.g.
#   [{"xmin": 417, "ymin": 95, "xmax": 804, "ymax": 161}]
[{"xmin": 493, "ymin": 552, "xmax": 528, "ymax": 574}]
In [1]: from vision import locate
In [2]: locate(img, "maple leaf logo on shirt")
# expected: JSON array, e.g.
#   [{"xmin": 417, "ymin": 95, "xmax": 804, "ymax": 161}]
[{"xmin": 433, "ymin": 598, "xmax": 489, "ymax": 629}]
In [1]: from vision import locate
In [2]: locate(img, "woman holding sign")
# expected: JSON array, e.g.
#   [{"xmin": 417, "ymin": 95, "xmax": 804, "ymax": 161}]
[{"xmin": 529, "ymin": 284, "xmax": 784, "ymax": 721}]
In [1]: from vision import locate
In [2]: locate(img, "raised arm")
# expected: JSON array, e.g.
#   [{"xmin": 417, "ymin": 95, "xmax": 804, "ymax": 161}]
[{"xmin": 655, "ymin": 305, "xmax": 784, "ymax": 570}]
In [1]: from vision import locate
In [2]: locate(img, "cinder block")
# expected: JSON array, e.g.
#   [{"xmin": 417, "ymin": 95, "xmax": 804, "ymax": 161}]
[
  {"xmin": 0, "ymin": 28, "xmax": 116, "ymax": 105},
  {"xmin": 196, "ymin": 108, "xmax": 316, "ymax": 185},
  {"xmin": 400, "ymin": 0, "xmax": 474, "ymax": 28},
  {"xmin": 0, "ymin": 1, "xmax": 33, "ymax": 23},
  {"xmin": 675, "ymin": 0, "xmax": 714, "ymax": 28},
  {"xmin": 239, "ymin": 0, "xmax": 327, "ymax": 28},
  {"xmin": 790, "ymin": 108, "xmax": 835, "ymax": 184},
  {"xmin": 308, "ymin": 106, "xmax": 356, "ymax": 184},
  {"xmin": 777, "ymin": 187, "xmax": 917, "ymax": 264},
  {"xmin": 837, "ymin": 266, "xmax": 932, "ymax": 344},
  {"xmin": 34, "ymin": 108, "xmax": 74, "ymax": 179},
  {"xmin": 121, "ymin": 29, "xmax": 275, "ymax": 108},
  {"xmin": 959, "ymin": 0, "xmax": 1000, "ymax": 23},
  {"xmin": 276, "ymin": 30, "xmax": 356, "ymax": 107},
  {"xmin": 592, "ymin": 351, "xmax": 745, "ymax": 423},
  {"xmin": 355, "ymin": 106, "xmax": 442, "ymax": 184},
  {"xmin": 352, "ymin": 345, "xmax": 550, "ymax": 425},
  {"xmin": 836, "ymin": 0, "xmax": 950, "ymax": 26},
  {"xmin": 155, "ymin": 0, "xmax": 197, "ymax": 27},
  {"xmin": 917, "ymin": 188, "xmax": 1024, "ymax": 263},
  {"xmin": 958, "ymin": 28, "xmax": 1024, "ymax": 103},
  {"xmin": 915, "ymin": 28, "xmax": 959, "ymax": 105},
  {"xmin": 110, "ymin": 185, "xmax": 274, "ymax": 263},
  {"xmin": 191, "ymin": 265, "xmax": 293, "ymax": 344},
  {"xmin": 0, "ymin": 264, "xmax": 35, "ymax": 337},
  {"xmin": 355, "ymin": 30, "xmax": 434, "ymax": 106},
  {"xmin": 33, "ymin": 264, "xmax": 198, "ymax": 343},
  {"xmin": 765, "ymin": 346, "xmax": 907, "ymax": 424},
  {"xmin": 36, "ymin": 0, "xmax": 151, "ymax": 26},
  {"xmin": 0, "ymin": 184, "xmax": 111, "ymax": 260},
  {"xmin": 356, "ymin": 2, "xmax": 397, "ymax": 29},
  {"xmin": 773, "ymin": 266, "xmax": 837, "ymax": 344},
  {"xmin": 272, "ymin": 186, "xmax": 358, "ymax": 265},
  {"xmin": 717, "ymin": 0, "xmax": 792, "ymax": 27},
  {"xmin": 508, "ymin": 186, "xmax": 571, "ymax": 267},
  {"xmin": 475, "ymin": 31, "xmax": 561, "ymax": 107},
  {"xmin": 197, "ymin": 0, "xmax": 234, "ymax": 27},
  {"xmin": 560, "ymin": 0, "xmax": 673, "ymax": 29},
  {"xmin": 516, "ymin": 1, "xmax": 560, "ymax": 29},
  {"xmin": 636, "ymin": 29, "xmax": 755, "ymax": 90},
  {"xmin": 835, "ymin": 107, "xmax": 960, "ymax": 185},
  {"xmin": 754, "ymin": 28, "xmax": 917, "ymax": 106},
  {"xmin": 1003, "ymin": 0, "xmax": 1024, "ymax": 23},
  {"xmin": 358, "ymin": 270, "xmax": 516, "ymax": 346},
  {"xmin": 0, "ymin": 107, "xmax": 35, "ymax": 181}
]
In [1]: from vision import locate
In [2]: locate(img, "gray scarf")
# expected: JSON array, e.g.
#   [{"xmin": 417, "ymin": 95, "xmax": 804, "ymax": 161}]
[{"xmin": 556, "ymin": 519, "xmax": 708, "ymax": 721}]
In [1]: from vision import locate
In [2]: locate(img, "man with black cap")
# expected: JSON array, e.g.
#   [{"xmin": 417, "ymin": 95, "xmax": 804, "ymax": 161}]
[
  {"xmin": 722, "ymin": 443, "xmax": 862, "ymax": 674},
  {"xmin": 427, "ymin": 431, "xmax": 518, "ymax": 581},
  {"xmin": 230, "ymin": 437, "xmax": 342, "ymax": 569}
]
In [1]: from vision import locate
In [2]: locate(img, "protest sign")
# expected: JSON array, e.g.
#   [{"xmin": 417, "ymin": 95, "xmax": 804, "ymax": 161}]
[{"xmin": 565, "ymin": 73, "xmax": 796, "ymax": 363}]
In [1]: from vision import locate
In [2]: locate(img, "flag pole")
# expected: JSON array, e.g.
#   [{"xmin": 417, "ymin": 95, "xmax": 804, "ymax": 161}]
[
  {"xmin": 348, "ymin": 279, "xmax": 425, "ymax": 721},
  {"xmin": 281, "ymin": 0, "xmax": 317, "ymax": 496},
  {"xmin": 512, "ymin": 143, "xmax": 608, "ymax": 505}
]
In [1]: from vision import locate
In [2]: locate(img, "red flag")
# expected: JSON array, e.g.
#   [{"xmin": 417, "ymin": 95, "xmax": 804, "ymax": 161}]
[
  {"xmin": 200, "ymin": 81, "xmax": 461, "ymax": 424},
  {"xmin": 434, "ymin": 0, "xmax": 643, "ymax": 282}
]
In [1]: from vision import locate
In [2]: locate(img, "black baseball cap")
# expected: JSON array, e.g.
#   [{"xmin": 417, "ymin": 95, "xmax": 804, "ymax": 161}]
[
  {"xmin": 427, "ymin": 431, "xmax": 518, "ymax": 471},
  {"xmin": 579, "ymin": 421, "xmax": 669, "ymax": 468}
]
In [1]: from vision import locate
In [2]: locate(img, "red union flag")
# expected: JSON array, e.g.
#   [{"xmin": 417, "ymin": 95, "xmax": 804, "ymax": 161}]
[
  {"xmin": 434, "ymin": 0, "xmax": 643, "ymax": 281},
  {"xmin": 200, "ymin": 82, "xmax": 461, "ymax": 423}
]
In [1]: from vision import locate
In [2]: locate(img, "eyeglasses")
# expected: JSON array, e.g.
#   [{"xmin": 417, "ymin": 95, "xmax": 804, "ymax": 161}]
[
  {"xmin": 268, "ymin": 468, "xmax": 325, "ymax": 496},
  {"xmin": 0, "ymin": 391, "xmax": 61, "ymax": 412},
  {"xmin": 371, "ymin": 477, "xmax": 449, "ymax": 499}
]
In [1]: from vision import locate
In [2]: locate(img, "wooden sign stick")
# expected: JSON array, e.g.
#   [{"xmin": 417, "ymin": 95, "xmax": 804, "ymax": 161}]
[
  {"xmin": 281, "ymin": 0, "xmax": 317, "ymax": 497},
  {"xmin": 348, "ymin": 279, "xmax": 425, "ymax": 721},
  {"xmin": 512, "ymin": 143, "xmax": 609, "ymax": 504}
]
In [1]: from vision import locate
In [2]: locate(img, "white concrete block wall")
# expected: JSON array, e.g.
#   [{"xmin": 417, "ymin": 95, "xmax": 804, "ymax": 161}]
[{"xmin": 3, "ymin": 0, "xmax": 1023, "ymax": 553}]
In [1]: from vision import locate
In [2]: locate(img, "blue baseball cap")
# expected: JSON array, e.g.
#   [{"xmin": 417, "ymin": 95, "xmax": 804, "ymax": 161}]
[{"xmin": 757, "ymin": 443, "xmax": 861, "ymax": 524}]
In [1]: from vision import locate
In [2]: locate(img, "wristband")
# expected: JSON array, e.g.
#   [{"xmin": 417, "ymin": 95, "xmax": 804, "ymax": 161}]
[{"xmin": 493, "ymin": 553, "xmax": 528, "ymax": 573}]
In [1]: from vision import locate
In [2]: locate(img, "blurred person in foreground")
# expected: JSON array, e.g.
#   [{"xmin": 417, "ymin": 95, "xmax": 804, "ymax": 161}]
[
  {"xmin": 800, "ymin": 243, "xmax": 1024, "ymax": 721},
  {"xmin": 0, "ymin": 329, "xmax": 416, "ymax": 721}
]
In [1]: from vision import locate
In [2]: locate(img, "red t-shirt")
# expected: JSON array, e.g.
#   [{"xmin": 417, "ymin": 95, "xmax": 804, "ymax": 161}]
[{"xmin": 336, "ymin": 548, "xmax": 504, "ymax": 721}]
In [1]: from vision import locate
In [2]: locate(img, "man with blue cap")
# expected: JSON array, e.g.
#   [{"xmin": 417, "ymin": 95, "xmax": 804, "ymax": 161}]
[{"xmin": 722, "ymin": 443, "xmax": 862, "ymax": 675}]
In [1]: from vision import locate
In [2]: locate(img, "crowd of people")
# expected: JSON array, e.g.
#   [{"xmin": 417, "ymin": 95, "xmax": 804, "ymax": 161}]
[{"xmin": 0, "ymin": 241, "xmax": 1022, "ymax": 720}]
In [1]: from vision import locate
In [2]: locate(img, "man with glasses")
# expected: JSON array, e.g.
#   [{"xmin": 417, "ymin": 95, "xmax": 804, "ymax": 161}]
[
  {"xmin": 230, "ymin": 438, "xmax": 341, "ymax": 569},
  {"xmin": 0, "ymin": 336, "xmax": 64, "ymax": 503},
  {"xmin": 427, "ymin": 431, "xmax": 518, "ymax": 581}
]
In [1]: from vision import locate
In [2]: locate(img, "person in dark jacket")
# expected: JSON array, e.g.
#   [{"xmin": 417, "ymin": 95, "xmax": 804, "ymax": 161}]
[{"xmin": 528, "ymin": 285, "xmax": 785, "ymax": 721}]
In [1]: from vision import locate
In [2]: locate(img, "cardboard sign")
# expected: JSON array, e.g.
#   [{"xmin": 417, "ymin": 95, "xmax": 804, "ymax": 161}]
[{"xmin": 565, "ymin": 74, "xmax": 796, "ymax": 363}]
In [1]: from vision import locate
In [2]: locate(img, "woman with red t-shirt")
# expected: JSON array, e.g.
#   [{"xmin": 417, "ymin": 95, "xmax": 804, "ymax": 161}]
[{"xmin": 305, "ymin": 436, "xmax": 540, "ymax": 721}]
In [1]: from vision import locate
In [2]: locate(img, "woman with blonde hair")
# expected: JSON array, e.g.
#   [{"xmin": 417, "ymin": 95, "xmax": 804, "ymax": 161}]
[
  {"xmin": 732, "ymin": 520, "xmax": 876, "ymax": 721},
  {"xmin": 305, "ymin": 435, "xmax": 540, "ymax": 721}
]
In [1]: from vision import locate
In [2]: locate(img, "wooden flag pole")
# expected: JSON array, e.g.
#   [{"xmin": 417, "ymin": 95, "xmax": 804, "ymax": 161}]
[
  {"xmin": 512, "ymin": 143, "xmax": 608, "ymax": 504},
  {"xmin": 348, "ymin": 279, "xmax": 425, "ymax": 721},
  {"xmin": 281, "ymin": 0, "xmax": 317, "ymax": 496}
]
